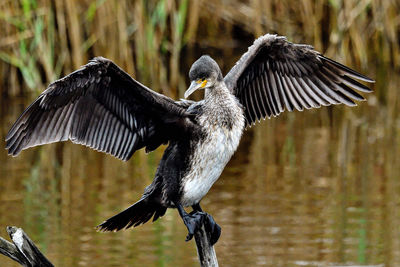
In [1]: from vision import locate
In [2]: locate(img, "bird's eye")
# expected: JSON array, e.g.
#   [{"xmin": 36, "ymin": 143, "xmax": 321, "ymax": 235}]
[{"xmin": 196, "ymin": 78, "xmax": 205, "ymax": 84}]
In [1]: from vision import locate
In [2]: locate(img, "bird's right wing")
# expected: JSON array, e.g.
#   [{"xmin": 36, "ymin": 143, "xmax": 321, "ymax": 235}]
[{"xmin": 6, "ymin": 57, "xmax": 191, "ymax": 160}]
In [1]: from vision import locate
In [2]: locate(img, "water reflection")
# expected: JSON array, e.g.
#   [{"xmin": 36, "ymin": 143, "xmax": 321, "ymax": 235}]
[{"xmin": 0, "ymin": 68, "xmax": 399, "ymax": 267}]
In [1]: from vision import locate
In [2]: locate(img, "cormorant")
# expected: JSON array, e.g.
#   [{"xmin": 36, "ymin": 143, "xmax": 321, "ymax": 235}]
[{"xmin": 5, "ymin": 34, "xmax": 374, "ymax": 245}]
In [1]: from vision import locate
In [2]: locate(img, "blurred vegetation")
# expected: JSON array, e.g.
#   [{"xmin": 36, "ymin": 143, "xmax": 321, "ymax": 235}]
[
  {"xmin": 1, "ymin": 1, "xmax": 400, "ymax": 266},
  {"xmin": 0, "ymin": 0, "xmax": 398, "ymax": 97}
]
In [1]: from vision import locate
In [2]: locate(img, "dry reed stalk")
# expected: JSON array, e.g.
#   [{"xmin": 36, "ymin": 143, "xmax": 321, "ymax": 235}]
[{"xmin": 0, "ymin": 0, "xmax": 398, "ymax": 96}]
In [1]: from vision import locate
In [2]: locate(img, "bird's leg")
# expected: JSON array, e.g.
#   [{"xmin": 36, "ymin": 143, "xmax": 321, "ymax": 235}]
[
  {"xmin": 175, "ymin": 202, "xmax": 206, "ymax": 242},
  {"xmin": 191, "ymin": 203, "xmax": 221, "ymax": 246},
  {"xmin": 191, "ymin": 203, "xmax": 203, "ymax": 212}
]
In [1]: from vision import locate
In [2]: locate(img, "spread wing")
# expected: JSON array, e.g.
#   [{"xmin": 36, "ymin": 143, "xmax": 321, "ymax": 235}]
[
  {"xmin": 6, "ymin": 57, "xmax": 191, "ymax": 160},
  {"xmin": 224, "ymin": 34, "xmax": 374, "ymax": 126}
]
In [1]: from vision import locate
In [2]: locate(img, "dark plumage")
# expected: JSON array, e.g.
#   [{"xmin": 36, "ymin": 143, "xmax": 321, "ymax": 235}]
[
  {"xmin": 5, "ymin": 34, "xmax": 374, "ymax": 244},
  {"xmin": 189, "ymin": 55, "xmax": 223, "ymax": 82}
]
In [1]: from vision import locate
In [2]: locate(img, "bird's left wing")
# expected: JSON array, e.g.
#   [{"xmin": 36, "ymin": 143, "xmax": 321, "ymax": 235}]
[
  {"xmin": 224, "ymin": 34, "xmax": 374, "ymax": 126},
  {"xmin": 6, "ymin": 57, "xmax": 191, "ymax": 160}
]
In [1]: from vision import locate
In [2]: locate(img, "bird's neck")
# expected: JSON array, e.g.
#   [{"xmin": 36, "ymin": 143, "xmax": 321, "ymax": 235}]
[
  {"xmin": 202, "ymin": 81, "xmax": 243, "ymax": 129},
  {"xmin": 204, "ymin": 82, "xmax": 231, "ymax": 103}
]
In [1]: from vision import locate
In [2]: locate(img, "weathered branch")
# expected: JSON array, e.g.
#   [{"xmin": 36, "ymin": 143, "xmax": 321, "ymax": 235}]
[
  {"xmin": 0, "ymin": 226, "xmax": 53, "ymax": 267},
  {"xmin": 0, "ymin": 235, "xmax": 28, "ymax": 266},
  {"xmin": 194, "ymin": 223, "xmax": 218, "ymax": 267}
]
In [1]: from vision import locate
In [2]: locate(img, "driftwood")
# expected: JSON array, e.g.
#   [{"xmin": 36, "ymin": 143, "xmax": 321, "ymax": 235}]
[
  {"xmin": 194, "ymin": 223, "xmax": 218, "ymax": 267},
  {"xmin": 0, "ymin": 226, "xmax": 53, "ymax": 267}
]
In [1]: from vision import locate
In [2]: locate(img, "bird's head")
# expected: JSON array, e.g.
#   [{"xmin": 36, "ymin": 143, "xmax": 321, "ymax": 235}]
[{"xmin": 184, "ymin": 55, "xmax": 223, "ymax": 99}]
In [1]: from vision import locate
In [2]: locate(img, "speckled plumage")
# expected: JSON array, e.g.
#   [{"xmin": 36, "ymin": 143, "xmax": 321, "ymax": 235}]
[{"xmin": 180, "ymin": 83, "xmax": 244, "ymax": 207}]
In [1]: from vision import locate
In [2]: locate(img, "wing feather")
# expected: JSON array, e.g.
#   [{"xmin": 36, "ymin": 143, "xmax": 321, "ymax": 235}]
[
  {"xmin": 266, "ymin": 69, "xmax": 280, "ymax": 114},
  {"xmin": 224, "ymin": 34, "xmax": 374, "ymax": 126},
  {"xmin": 275, "ymin": 71, "xmax": 292, "ymax": 112},
  {"xmin": 244, "ymin": 84, "xmax": 256, "ymax": 122},
  {"xmin": 281, "ymin": 75, "xmax": 302, "ymax": 111},
  {"xmin": 285, "ymin": 75, "xmax": 311, "ymax": 109},
  {"xmin": 250, "ymin": 81, "xmax": 262, "ymax": 121},
  {"xmin": 258, "ymin": 75, "xmax": 273, "ymax": 117},
  {"xmin": 6, "ymin": 57, "xmax": 190, "ymax": 159},
  {"xmin": 254, "ymin": 78, "xmax": 269, "ymax": 118}
]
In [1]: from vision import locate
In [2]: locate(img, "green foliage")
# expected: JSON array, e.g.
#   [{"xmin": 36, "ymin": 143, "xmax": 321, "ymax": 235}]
[{"xmin": 0, "ymin": 0, "xmax": 398, "ymax": 95}]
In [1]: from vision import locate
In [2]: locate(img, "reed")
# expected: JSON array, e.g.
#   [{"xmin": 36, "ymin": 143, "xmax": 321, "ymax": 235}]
[{"xmin": 0, "ymin": 0, "xmax": 398, "ymax": 96}]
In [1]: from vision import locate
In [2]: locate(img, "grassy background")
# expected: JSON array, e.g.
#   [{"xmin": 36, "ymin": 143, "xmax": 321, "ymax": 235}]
[{"xmin": 0, "ymin": 0, "xmax": 398, "ymax": 97}]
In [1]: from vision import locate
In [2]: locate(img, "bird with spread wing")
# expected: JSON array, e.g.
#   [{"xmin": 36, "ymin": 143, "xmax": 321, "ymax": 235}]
[{"xmin": 6, "ymin": 34, "xmax": 374, "ymax": 245}]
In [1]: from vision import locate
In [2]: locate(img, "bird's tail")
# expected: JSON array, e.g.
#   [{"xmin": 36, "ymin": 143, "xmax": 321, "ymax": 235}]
[{"xmin": 96, "ymin": 198, "xmax": 167, "ymax": 232}]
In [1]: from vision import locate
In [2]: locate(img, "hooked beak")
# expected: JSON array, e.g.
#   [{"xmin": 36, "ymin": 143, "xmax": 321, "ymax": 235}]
[
  {"xmin": 184, "ymin": 80, "xmax": 207, "ymax": 99},
  {"xmin": 184, "ymin": 81, "xmax": 200, "ymax": 99}
]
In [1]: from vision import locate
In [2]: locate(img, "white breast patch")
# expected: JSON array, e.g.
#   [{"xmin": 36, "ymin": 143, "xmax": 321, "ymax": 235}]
[{"xmin": 180, "ymin": 103, "xmax": 244, "ymax": 207}]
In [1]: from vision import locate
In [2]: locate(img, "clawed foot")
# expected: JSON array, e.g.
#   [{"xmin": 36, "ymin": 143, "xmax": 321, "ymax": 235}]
[
  {"xmin": 203, "ymin": 212, "xmax": 221, "ymax": 246},
  {"xmin": 182, "ymin": 211, "xmax": 206, "ymax": 242},
  {"xmin": 183, "ymin": 211, "xmax": 221, "ymax": 245}
]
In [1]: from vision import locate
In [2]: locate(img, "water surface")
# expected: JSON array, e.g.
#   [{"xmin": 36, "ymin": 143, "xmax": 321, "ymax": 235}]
[{"xmin": 0, "ymin": 61, "xmax": 398, "ymax": 267}]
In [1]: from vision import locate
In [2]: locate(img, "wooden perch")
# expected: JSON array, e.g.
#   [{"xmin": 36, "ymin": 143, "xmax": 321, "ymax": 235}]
[
  {"xmin": 194, "ymin": 223, "xmax": 218, "ymax": 267},
  {"xmin": 0, "ymin": 226, "xmax": 53, "ymax": 267}
]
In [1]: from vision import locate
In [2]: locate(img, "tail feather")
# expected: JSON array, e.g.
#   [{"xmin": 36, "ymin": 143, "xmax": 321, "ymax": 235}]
[
  {"xmin": 153, "ymin": 208, "xmax": 167, "ymax": 222},
  {"xmin": 97, "ymin": 198, "xmax": 166, "ymax": 232}
]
